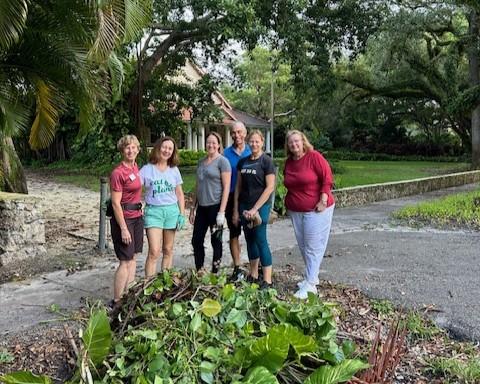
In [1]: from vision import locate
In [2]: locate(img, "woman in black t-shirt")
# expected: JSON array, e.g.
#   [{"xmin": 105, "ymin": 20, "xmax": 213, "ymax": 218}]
[{"xmin": 233, "ymin": 130, "xmax": 276, "ymax": 288}]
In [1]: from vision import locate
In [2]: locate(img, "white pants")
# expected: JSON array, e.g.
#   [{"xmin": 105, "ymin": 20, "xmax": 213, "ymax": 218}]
[{"xmin": 289, "ymin": 204, "xmax": 334, "ymax": 285}]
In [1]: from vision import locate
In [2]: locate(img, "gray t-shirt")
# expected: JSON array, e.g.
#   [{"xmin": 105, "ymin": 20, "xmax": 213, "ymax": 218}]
[{"xmin": 196, "ymin": 155, "xmax": 231, "ymax": 206}]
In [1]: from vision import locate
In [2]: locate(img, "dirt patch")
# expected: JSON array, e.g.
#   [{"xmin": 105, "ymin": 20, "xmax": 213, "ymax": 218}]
[{"xmin": 0, "ymin": 171, "xmax": 109, "ymax": 284}]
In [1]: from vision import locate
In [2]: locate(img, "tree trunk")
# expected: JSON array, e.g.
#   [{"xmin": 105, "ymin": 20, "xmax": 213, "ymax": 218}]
[
  {"xmin": 469, "ymin": 10, "xmax": 480, "ymax": 168},
  {"xmin": 0, "ymin": 136, "xmax": 28, "ymax": 194}
]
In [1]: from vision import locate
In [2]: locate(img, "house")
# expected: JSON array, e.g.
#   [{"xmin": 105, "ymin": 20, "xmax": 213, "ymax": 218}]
[{"xmin": 165, "ymin": 60, "xmax": 271, "ymax": 151}]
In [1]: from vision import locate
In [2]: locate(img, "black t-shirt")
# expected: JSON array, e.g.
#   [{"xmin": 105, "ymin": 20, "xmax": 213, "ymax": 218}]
[{"xmin": 237, "ymin": 153, "xmax": 275, "ymax": 207}]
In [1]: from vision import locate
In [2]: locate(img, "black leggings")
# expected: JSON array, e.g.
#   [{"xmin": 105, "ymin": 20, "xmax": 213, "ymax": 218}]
[{"xmin": 192, "ymin": 204, "xmax": 223, "ymax": 272}]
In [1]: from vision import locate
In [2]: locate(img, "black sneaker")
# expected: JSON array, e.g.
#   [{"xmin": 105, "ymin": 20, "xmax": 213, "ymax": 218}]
[
  {"xmin": 246, "ymin": 275, "xmax": 259, "ymax": 284},
  {"xmin": 259, "ymin": 280, "xmax": 273, "ymax": 290},
  {"xmin": 229, "ymin": 267, "xmax": 245, "ymax": 282}
]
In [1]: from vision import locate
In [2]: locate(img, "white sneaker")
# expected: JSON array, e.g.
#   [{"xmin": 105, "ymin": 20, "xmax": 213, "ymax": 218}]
[
  {"xmin": 293, "ymin": 282, "xmax": 317, "ymax": 299},
  {"xmin": 297, "ymin": 280, "xmax": 307, "ymax": 289}
]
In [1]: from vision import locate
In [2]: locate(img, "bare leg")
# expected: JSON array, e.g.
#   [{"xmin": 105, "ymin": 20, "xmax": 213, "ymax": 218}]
[
  {"xmin": 114, "ymin": 260, "xmax": 130, "ymax": 301},
  {"xmin": 249, "ymin": 258, "xmax": 260, "ymax": 279},
  {"xmin": 145, "ymin": 228, "xmax": 163, "ymax": 278},
  {"xmin": 161, "ymin": 229, "xmax": 176, "ymax": 270},
  {"xmin": 229, "ymin": 237, "xmax": 241, "ymax": 267},
  {"xmin": 262, "ymin": 265, "xmax": 272, "ymax": 284}
]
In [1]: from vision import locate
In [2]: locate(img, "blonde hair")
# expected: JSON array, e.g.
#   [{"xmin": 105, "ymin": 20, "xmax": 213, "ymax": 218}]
[
  {"xmin": 248, "ymin": 129, "xmax": 265, "ymax": 143},
  {"xmin": 149, "ymin": 136, "xmax": 179, "ymax": 166},
  {"xmin": 206, "ymin": 131, "xmax": 224, "ymax": 154},
  {"xmin": 117, "ymin": 134, "xmax": 141, "ymax": 152},
  {"xmin": 285, "ymin": 130, "xmax": 313, "ymax": 158}
]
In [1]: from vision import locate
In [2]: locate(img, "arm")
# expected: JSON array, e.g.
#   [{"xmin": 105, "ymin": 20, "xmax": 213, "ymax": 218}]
[
  {"xmin": 243, "ymin": 173, "xmax": 275, "ymax": 219},
  {"xmin": 189, "ymin": 181, "xmax": 198, "ymax": 225},
  {"xmin": 175, "ymin": 184, "xmax": 185, "ymax": 215},
  {"xmin": 314, "ymin": 152, "xmax": 334, "ymax": 212},
  {"xmin": 232, "ymin": 170, "xmax": 242, "ymax": 226},
  {"xmin": 219, "ymin": 171, "xmax": 231, "ymax": 213},
  {"xmin": 111, "ymin": 189, "xmax": 131, "ymax": 244}
]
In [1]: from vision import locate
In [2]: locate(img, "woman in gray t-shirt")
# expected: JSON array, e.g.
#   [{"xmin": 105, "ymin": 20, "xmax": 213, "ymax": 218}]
[{"xmin": 189, "ymin": 132, "xmax": 231, "ymax": 273}]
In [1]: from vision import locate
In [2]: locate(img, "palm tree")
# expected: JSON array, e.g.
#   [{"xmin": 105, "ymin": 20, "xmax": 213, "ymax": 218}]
[{"xmin": 0, "ymin": 0, "xmax": 152, "ymax": 193}]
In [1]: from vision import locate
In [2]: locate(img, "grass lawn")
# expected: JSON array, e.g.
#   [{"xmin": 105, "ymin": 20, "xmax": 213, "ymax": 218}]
[
  {"xmin": 393, "ymin": 190, "xmax": 480, "ymax": 230},
  {"xmin": 38, "ymin": 160, "xmax": 470, "ymax": 193},
  {"xmin": 333, "ymin": 160, "xmax": 470, "ymax": 189}
]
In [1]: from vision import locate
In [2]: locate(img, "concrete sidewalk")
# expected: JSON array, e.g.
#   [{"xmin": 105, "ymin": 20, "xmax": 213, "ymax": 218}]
[{"xmin": 1, "ymin": 183, "xmax": 479, "ymax": 341}]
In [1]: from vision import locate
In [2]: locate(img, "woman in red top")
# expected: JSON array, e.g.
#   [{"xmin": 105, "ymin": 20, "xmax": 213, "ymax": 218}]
[
  {"xmin": 110, "ymin": 135, "xmax": 144, "ymax": 306},
  {"xmin": 283, "ymin": 130, "xmax": 335, "ymax": 299}
]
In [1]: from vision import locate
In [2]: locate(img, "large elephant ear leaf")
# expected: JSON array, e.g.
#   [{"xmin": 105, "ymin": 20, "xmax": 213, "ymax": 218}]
[
  {"xmin": 0, "ymin": 371, "xmax": 52, "ymax": 384},
  {"xmin": 81, "ymin": 309, "xmax": 112, "ymax": 366},
  {"xmin": 241, "ymin": 366, "xmax": 279, "ymax": 384},
  {"xmin": 304, "ymin": 359, "xmax": 369, "ymax": 384}
]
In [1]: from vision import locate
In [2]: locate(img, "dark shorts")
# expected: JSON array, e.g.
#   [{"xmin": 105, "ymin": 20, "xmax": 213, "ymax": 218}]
[
  {"xmin": 110, "ymin": 216, "xmax": 144, "ymax": 260},
  {"xmin": 225, "ymin": 193, "xmax": 241, "ymax": 239}
]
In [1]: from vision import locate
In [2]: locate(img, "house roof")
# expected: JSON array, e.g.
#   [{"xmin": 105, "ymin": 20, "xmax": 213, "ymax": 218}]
[{"xmin": 225, "ymin": 108, "xmax": 269, "ymax": 129}]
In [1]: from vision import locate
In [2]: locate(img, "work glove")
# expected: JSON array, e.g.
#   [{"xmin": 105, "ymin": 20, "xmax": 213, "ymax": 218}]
[
  {"xmin": 216, "ymin": 211, "xmax": 225, "ymax": 227},
  {"xmin": 177, "ymin": 214, "xmax": 186, "ymax": 231}
]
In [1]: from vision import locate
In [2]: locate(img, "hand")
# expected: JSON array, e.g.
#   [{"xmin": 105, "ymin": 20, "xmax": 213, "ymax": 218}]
[
  {"xmin": 121, "ymin": 227, "xmax": 132, "ymax": 244},
  {"xmin": 243, "ymin": 208, "xmax": 257, "ymax": 220},
  {"xmin": 189, "ymin": 209, "xmax": 195, "ymax": 225},
  {"xmin": 216, "ymin": 211, "xmax": 225, "ymax": 227},
  {"xmin": 177, "ymin": 214, "xmax": 186, "ymax": 230},
  {"xmin": 315, "ymin": 201, "xmax": 327, "ymax": 212}
]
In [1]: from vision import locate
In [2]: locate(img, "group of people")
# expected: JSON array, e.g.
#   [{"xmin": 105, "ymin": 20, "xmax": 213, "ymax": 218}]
[{"xmin": 109, "ymin": 122, "xmax": 335, "ymax": 305}]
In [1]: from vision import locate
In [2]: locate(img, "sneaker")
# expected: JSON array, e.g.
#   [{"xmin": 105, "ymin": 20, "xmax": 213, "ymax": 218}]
[
  {"xmin": 293, "ymin": 282, "xmax": 317, "ymax": 299},
  {"xmin": 229, "ymin": 267, "xmax": 245, "ymax": 282},
  {"xmin": 297, "ymin": 280, "xmax": 307, "ymax": 289},
  {"xmin": 259, "ymin": 280, "xmax": 273, "ymax": 290},
  {"xmin": 246, "ymin": 275, "xmax": 259, "ymax": 284}
]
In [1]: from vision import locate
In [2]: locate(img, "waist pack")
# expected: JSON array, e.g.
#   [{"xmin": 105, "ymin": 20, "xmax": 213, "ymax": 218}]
[{"xmin": 105, "ymin": 199, "xmax": 141, "ymax": 217}]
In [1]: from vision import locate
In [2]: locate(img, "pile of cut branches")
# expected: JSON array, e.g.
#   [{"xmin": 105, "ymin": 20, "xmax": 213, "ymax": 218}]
[{"xmin": 2, "ymin": 271, "xmax": 369, "ymax": 384}]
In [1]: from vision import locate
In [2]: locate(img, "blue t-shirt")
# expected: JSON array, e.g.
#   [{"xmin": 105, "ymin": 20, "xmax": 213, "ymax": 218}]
[
  {"xmin": 224, "ymin": 144, "xmax": 251, "ymax": 193},
  {"xmin": 140, "ymin": 163, "xmax": 183, "ymax": 206}
]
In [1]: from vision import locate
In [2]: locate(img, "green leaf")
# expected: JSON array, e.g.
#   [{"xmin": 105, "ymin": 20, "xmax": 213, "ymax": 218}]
[
  {"xmin": 270, "ymin": 324, "xmax": 316, "ymax": 356},
  {"xmin": 0, "ymin": 371, "xmax": 52, "ymax": 384},
  {"xmin": 203, "ymin": 347, "xmax": 221, "ymax": 361},
  {"xmin": 200, "ymin": 361, "xmax": 215, "ymax": 384},
  {"xmin": 200, "ymin": 298, "xmax": 222, "ymax": 317},
  {"xmin": 81, "ymin": 309, "xmax": 112, "ymax": 366},
  {"xmin": 304, "ymin": 359, "xmax": 370, "ymax": 384},
  {"xmin": 190, "ymin": 313, "xmax": 202, "ymax": 332},
  {"xmin": 249, "ymin": 333, "xmax": 289, "ymax": 373},
  {"xmin": 241, "ymin": 366, "xmax": 279, "ymax": 384},
  {"xmin": 226, "ymin": 308, "xmax": 248, "ymax": 328},
  {"xmin": 222, "ymin": 284, "xmax": 236, "ymax": 300}
]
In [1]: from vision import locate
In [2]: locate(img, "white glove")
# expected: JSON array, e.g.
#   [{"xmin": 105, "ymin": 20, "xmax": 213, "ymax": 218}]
[{"xmin": 216, "ymin": 211, "xmax": 225, "ymax": 227}]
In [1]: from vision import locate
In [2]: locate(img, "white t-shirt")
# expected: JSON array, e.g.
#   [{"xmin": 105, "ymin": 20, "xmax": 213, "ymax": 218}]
[{"xmin": 140, "ymin": 163, "xmax": 183, "ymax": 206}]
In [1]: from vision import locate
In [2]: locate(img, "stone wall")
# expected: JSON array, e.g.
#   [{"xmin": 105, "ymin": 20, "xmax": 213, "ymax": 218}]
[
  {"xmin": 0, "ymin": 192, "xmax": 46, "ymax": 266},
  {"xmin": 333, "ymin": 170, "xmax": 480, "ymax": 208}
]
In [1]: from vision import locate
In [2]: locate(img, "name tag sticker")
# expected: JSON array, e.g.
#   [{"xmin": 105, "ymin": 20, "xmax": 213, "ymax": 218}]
[{"xmin": 129, "ymin": 173, "xmax": 136, "ymax": 181}]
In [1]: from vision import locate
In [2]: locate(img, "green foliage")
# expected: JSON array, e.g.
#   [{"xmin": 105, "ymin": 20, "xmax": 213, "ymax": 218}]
[
  {"xmin": 81, "ymin": 308, "xmax": 112, "ymax": 366},
  {"xmin": 179, "ymin": 150, "xmax": 207, "ymax": 166},
  {"xmin": 70, "ymin": 271, "xmax": 366, "ymax": 383},
  {"xmin": 393, "ymin": 190, "xmax": 480, "ymax": 231},
  {"xmin": 0, "ymin": 371, "xmax": 52, "ymax": 384},
  {"xmin": 404, "ymin": 311, "xmax": 442, "ymax": 341},
  {"xmin": 427, "ymin": 356, "xmax": 480, "ymax": 383},
  {"xmin": 326, "ymin": 150, "xmax": 469, "ymax": 163},
  {"xmin": 370, "ymin": 299, "xmax": 395, "ymax": 316},
  {"xmin": 0, "ymin": 349, "xmax": 14, "ymax": 364}
]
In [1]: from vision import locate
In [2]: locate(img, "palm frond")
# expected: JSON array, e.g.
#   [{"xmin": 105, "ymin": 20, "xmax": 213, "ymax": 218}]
[
  {"xmin": 108, "ymin": 51, "xmax": 125, "ymax": 102},
  {"xmin": 29, "ymin": 79, "xmax": 64, "ymax": 150},
  {"xmin": 123, "ymin": 0, "xmax": 152, "ymax": 41},
  {"xmin": 89, "ymin": 4, "xmax": 123, "ymax": 61},
  {"xmin": 0, "ymin": 0, "xmax": 28, "ymax": 50}
]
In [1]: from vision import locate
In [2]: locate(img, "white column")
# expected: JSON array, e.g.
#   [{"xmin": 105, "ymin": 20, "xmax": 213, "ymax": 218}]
[
  {"xmin": 266, "ymin": 129, "xmax": 271, "ymax": 153},
  {"xmin": 192, "ymin": 128, "xmax": 198, "ymax": 151},
  {"xmin": 225, "ymin": 125, "xmax": 232, "ymax": 147},
  {"xmin": 199, "ymin": 125, "xmax": 205, "ymax": 151},
  {"xmin": 187, "ymin": 123, "xmax": 192, "ymax": 150}
]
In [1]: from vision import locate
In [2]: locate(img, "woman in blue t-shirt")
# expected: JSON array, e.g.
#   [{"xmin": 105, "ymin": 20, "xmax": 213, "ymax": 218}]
[
  {"xmin": 233, "ymin": 130, "xmax": 276, "ymax": 288},
  {"xmin": 140, "ymin": 137, "xmax": 185, "ymax": 277}
]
